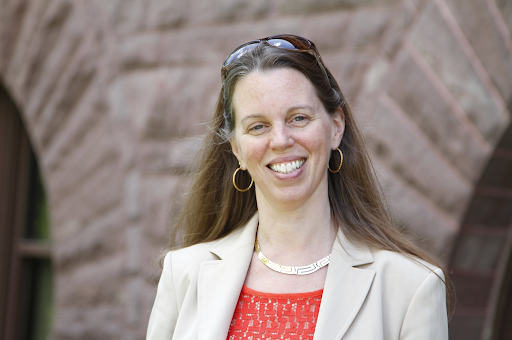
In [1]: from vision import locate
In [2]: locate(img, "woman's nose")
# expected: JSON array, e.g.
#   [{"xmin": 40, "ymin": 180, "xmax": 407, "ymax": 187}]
[{"xmin": 269, "ymin": 125, "xmax": 294, "ymax": 150}]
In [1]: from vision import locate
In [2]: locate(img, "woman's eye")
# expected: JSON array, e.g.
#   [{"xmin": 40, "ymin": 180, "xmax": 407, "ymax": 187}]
[
  {"xmin": 249, "ymin": 124, "xmax": 265, "ymax": 132},
  {"xmin": 291, "ymin": 116, "xmax": 308, "ymax": 125}
]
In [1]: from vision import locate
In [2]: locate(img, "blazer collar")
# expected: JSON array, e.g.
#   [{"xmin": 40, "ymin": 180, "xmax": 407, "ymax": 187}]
[
  {"xmin": 198, "ymin": 213, "xmax": 376, "ymax": 340},
  {"xmin": 313, "ymin": 229, "xmax": 376, "ymax": 340},
  {"xmin": 197, "ymin": 213, "xmax": 258, "ymax": 340},
  {"xmin": 209, "ymin": 212, "xmax": 259, "ymax": 260},
  {"xmin": 333, "ymin": 228, "xmax": 375, "ymax": 266}
]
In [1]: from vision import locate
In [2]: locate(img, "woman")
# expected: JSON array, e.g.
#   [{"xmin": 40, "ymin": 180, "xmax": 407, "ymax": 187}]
[{"xmin": 147, "ymin": 35, "xmax": 450, "ymax": 340}]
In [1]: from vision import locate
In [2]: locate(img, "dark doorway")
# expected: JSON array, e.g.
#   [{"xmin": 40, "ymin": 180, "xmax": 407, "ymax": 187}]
[
  {"xmin": 448, "ymin": 124, "xmax": 512, "ymax": 340},
  {"xmin": 0, "ymin": 85, "xmax": 53, "ymax": 340}
]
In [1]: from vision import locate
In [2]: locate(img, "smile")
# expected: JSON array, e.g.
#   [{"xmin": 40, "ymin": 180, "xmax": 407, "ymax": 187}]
[{"xmin": 268, "ymin": 159, "xmax": 306, "ymax": 174}]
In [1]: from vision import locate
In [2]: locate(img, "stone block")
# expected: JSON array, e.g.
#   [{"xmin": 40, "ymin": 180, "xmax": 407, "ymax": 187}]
[
  {"xmin": 118, "ymin": 22, "xmax": 292, "ymax": 70},
  {"xmin": 51, "ymin": 158, "xmax": 123, "ymax": 227},
  {"xmin": 496, "ymin": 0, "xmax": 512, "ymax": 39},
  {"xmin": 279, "ymin": 0, "xmax": 377, "ymax": 15},
  {"xmin": 143, "ymin": 243, "xmax": 166, "ymax": 284},
  {"xmin": 138, "ymin": 137, "xmax": 203, "ymax": 174},
  {"xmin": 372, "ymin": 160, "xmax": 458, "ymax": 258},
  {"xmin": 349, "ymin": 6, "xmax": 394, "ymax": 49},
  {"xmin": 145, "ymin": 0, "xmax": 271, "ymax": 29},
  {"xmin": 109, "ymin": 67, "xmax": 219, "ymax": 139},
  {"xmin": 139, "ymin": 173, "xmax": 190, "ymax": 243},
  {"xmin": 448, "ymin": 315, "xmax": 485, "ymax": 340},
  {"xmin": 53, "ymin": 304, "xmax": 125, "ymax": 339},
  {"xmin": 479, "ymin": 157, "xmax": 512, "ymax": 189},
  {"xmin": 361, "ymin": 58, "xmax": 390, "ymax": 94},
  {"xmin": 322, "ymin": 52, "xmax": 373, "ymax": 100},
  {"xmin": 409, "ymin": 1, "xmax": 508, "ymax": 146},
  {"xmin": 381, "ymin": 1, "xmax": 415, "ymax": 57},
  {"xmin": 103, "ymin": 0, "xmax": 145, "ymax": 33},
  {"xmin": 43, "ymin": 83, "xmax": 109, "ymax": 174},
  {"xmin": 23, "ymin": 6, "xmax": 85, "ymax": 127},
  {"xmin": 140, "ymin": 280, "xmax": 159, "ymax": 329},
  {"xmin": 361, "ymin": 96, "xmax": 472, "ymax": 217},
  {"xmin": 54, "ymin": 206, "xmax": 126, "ymax": 271},
  {"xmin": 497, "ymin": 125, "xmax": 512, "ymax": 149},
  {"xmin": 464, "ymin": 195, "xmax": 512, "ymax": 226},
  {"xmin": 299, "ymin": 12, "xmax": 352, "ymax": 51},
  {"xmin": 451, "ymin": 232, "xmax": 505, "ymax": 270},
  {"xmin": 118, "ymin": 32, "xmax": 164, "ymax": 69},
  {"xmin": 37, "ymin": 48, "xmax": 97, "ymax": 149},
  {"xmin": 0, "ymin": 0, "xmax": 28, "ymax": 73},
  {"xmin": 145, "ymin": 0, "xmax": 191, "ymax": 29},
  {"xmin": 385, "ymin": 48, "xmax": 488, "ymax": 181},
  {"xmin": 446, "ymin": 0, "xmax": 512, "ymax": 104},
  {"xmin": 188, "ymin": 0, "xmax": 271, "ymax": 25},
  {"xmin": 283, "ymin": 5, "xmax": 393, "ymax": 52},
  {"xmin": 48, "ymin": 116, "xmax": 118, "ymax": 204},
  {"xmin": 55, "ymin": 252, "xmax": 125, "ymax": 306},
  {"xmin": 20, "ymin": 0, "xmax": 72, "ymax": 99},
  {"xmin": 450, "ymin": 270, "xmax": 494, "ymax": 307},
  {"xmin": 4, "ymin": 0, "xmax": 56, "ymax": 110}
]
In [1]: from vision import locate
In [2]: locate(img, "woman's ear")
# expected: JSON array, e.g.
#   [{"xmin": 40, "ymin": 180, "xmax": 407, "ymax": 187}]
[
  {"xmin": 331, "ymin": 107, "xmax": 345, "ymax": 149},
  {"xmin": 229, "ymin": 137, "xmax": 245, "ymax": 169}
]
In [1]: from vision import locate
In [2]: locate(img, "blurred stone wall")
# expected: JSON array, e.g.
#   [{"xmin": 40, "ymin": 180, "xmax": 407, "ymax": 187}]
[{"xmin": 0, "ymin": 0, "xmax": 511, "ymax": 339}]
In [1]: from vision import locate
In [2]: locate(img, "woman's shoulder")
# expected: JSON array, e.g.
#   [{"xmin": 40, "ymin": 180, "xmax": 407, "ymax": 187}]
[
  {"xmin": 162, "ymin": 214, "xmax": 259, "ymax": 281},
  {"xmin": 161, "ymin": 240, "xmax": 220, "ymax": 282},
  {"xmin": 367, "ymin": 248, "xmax": 445, "ymax": 282}
]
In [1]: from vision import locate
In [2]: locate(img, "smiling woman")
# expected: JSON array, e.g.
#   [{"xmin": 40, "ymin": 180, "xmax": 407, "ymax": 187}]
[
  {"xmin": 230, "ymin": 68, "xmax": 344, "ymax": 212},
  {"xmin": 147, "ymin": 35, "xmax": 451, "ymax": 340}
]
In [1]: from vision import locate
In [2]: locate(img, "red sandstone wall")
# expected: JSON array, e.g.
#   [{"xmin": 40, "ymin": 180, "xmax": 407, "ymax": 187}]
[{"xmin": 1, "ymin": 0, "xmax": 511, "ymax": 339}]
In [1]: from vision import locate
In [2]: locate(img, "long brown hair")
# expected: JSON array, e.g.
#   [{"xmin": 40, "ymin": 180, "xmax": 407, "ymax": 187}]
[{"xmin": 170, "ymin": 43, "xmax": 453, "ymax": 313}]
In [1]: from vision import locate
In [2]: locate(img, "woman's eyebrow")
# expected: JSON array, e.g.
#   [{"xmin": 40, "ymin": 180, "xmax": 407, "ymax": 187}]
[
  {"xmin": 240, "ymin": 114, "xmax": 265, "ymax": 124},
  {"xmin": 287, "ymin": 105, "xmax": 314, "ymax": 113}
]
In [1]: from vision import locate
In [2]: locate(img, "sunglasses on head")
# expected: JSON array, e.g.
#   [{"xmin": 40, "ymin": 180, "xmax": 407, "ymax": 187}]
[{"xmin": 221, "ymin": 34, "xmax": 329, "ymax": 81}]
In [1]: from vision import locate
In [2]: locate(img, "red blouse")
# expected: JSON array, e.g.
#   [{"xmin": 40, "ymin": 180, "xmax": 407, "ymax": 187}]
[{"xmin": 227, "ymin": 285, "xmax": 323, "ymax": 340}]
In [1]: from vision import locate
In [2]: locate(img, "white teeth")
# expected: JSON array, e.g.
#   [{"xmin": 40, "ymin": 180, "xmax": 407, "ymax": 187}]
[{"xmin": 269, "ymin": 159, "xmax": 305, "ymax": 174}]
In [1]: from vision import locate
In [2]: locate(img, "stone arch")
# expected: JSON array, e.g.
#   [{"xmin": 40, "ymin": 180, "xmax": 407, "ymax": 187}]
[
  {"xmin": 0, "ymin": 80, "xmax": 54, "ymax": 339},
  {"xmin": 0, "ymin": 1, "xmax": 134, "ymax": 338},
  {"xmin": 448, "ymin": 123, "xmax": 512, "ymax": 340}
]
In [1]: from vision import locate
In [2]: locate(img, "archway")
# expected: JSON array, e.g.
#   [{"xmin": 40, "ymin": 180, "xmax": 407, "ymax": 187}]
[
  {"xmin": 0, "ymin": 84, "xmax": 53, "ymax": 339},
  {"xmin": 449, "ymin": 123, "xmax": 512, "ymax": 340}
]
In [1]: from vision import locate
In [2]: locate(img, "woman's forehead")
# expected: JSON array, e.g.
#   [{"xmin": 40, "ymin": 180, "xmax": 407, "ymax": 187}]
[{"xmin": 232, "ymin": 68, "xmax": 321, "ymax": 117}]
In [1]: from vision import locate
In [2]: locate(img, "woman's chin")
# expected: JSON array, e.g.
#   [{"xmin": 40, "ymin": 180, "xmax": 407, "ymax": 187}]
[{"xmin": 257, "ymin": 185, "xmax": 319, "ymax": 211}]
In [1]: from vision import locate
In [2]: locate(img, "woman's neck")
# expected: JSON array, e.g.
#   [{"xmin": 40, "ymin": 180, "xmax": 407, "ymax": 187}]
[{"xmin": 255, "ymin": 191, "xmax": 337, "ymax": 264}]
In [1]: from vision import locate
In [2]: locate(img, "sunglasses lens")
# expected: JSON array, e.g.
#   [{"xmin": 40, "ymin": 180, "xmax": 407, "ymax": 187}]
[
  {"xmin": 223, "ymin": 42, "xmax": 259, "ymax": 68},
  {"xmin": 267, "ymin": 39, "xmax": 297, "ymax": 50},
  {"xmin": 268, "ymin": 36, "xmax": 313, "ymax": 51}
]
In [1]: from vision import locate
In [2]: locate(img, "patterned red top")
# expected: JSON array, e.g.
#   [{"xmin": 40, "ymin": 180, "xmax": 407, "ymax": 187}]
[{"xmin": 227, "ymin": 285, "xmax": 323, "ymax": 340}]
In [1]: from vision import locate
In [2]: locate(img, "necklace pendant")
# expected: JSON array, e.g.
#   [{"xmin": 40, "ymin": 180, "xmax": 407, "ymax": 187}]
[{"xmin": 255, "ymin": 238, "xmax": 331, "ymax": 276}]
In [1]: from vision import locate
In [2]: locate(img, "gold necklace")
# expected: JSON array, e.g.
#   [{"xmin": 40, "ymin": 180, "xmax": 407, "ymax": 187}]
[{"xmin": 254, "ymin": 238, "xmax": 331, "ymax": 275}]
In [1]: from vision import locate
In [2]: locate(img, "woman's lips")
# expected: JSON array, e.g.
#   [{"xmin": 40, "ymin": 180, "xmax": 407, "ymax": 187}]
[{"xmin": 268, "ymin": 159, "xmax": 306, "ymax": 174}]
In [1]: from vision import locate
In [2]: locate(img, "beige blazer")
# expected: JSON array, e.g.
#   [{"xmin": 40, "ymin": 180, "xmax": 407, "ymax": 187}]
[{"xmin": 147, "ymin": 213, "xmax": 448, "ymax": 340}]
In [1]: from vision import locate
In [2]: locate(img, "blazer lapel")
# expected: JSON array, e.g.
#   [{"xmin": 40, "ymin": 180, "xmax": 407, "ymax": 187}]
[
  {"xmin": 197, "ymin": 213, "xmax": 259, "ymax": 340},
  {"xmin": 313, "ymin": 231, "xmax": 376, "ymax": 340}
]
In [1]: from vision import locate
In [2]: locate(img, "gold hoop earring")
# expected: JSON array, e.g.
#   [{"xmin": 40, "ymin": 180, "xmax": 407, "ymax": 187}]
[
  {"xmin": 328, "ymin": 148, "xmax": 343, "ymax": 173},
  {"xmin": 233, "ymin": 166, "xmax": 254, "ymax": 192}
]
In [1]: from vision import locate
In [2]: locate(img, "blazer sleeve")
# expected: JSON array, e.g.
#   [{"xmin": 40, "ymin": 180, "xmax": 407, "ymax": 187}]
[
  {"xmin": 147, "ymin": 252, "xmax": 178, "ymax": 340},
  {"xmin": 399, "ymin": 267, "xmax": 449, "ymax": 340}
]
